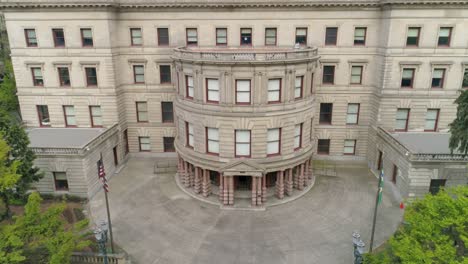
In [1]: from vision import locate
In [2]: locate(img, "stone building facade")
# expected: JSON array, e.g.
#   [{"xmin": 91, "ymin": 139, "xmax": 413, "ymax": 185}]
[{"xmin": 1, "ymin": 0, "xmax": 468, "ymax": 204}]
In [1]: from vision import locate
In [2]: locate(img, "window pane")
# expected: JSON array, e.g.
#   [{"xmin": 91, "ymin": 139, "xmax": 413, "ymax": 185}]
[
  {"xmin": 236, "ymin": 144, "xmax": 250, "ymax": 156},
  {"xmin": 187, "ymin": 76, "xmax": 194, "ymax": 86},
  {"xmin": 355, "ymin": 28, "xmax": 365, "ymax": 38},
  {"xmin": 407, "ymin": 28, "xmax": 419, "ymax": 37},
  {"xmin": 402, "ymin": 69, "xmax": 414, "ymax": 78},
  {"xmin": 217, "ymin": 29, "xmax": 227, "ymax": 37},
  {"xmin": 91, "ymin": 106, "xmax": 101, "ymax": 116},
  {"xmin": 266, "ymin": 29, "xmax": 276, "ymax": 37},
  {"xmin": 425, "ymin": 120, "xmax": 436, "ymax": 130},
  {"xmin": 241, "ymin": 28, "xmax": 252, "ymax": 34},
  {"xmin": 208, "ymin": 140, "xmax": 219, "ymax": 153},
  {"xmin": 463, "ymin": 70, "xmax": 468, "ymax": 87},
  {"xmin": 208, "ymin": 128, "xmax": 219, "ymax": 140},
  {"xmin": 237, "ymin": 92, "xmax": 250, "ymax": 102},
  {"xmin": 426, "ymin": 109, "xmax": 438, "ymax": 119},
  {"xmin": 267, "ymin": 129, "xmax": 280, "ymax": 141},
  {"xmin": 348, "ymin": 104, "xmax": 359, "ymax": 114},
  {"xmin": 157, "ymin": 28, "xmax": 169, "ymax": 45},
  {"xmin": 296, "ymin": 28, "xmax": 307, "ymax": 36},
  {"xmin": 295, "ymin": 125, "xmax": 301, "ymax": 136},
  {"xmin": 134, "ymin": 66, "xmax": 144, "ymax": 74},
  {"xmin": 396, "ymin": 109, "xmax": 408, "ymax": 119},
  {"xmin": 27, "ymin": 29, "xmax": 36, "ymax": 38},
  {"xmin": 351, "ymin": 66, "xmax": 362, "ymax": 75},
  {"xmin": 346, "ymin": 115, "xmax": 358, "ymax": 124},
  {"xmin": 236, "ymin": 80, "xmax": 250, "ymax": 91},
  {"xmin": 236, "ymin": 130, "xmax": 250, "ymax": 142},
  {"xmin": 65, "ymin": 106, "xmax": 75, "ymax": 115},
  {"xmin": 268, "ymin": 91, "xmax": 280, "ymax": 102},
  {"xmin": 82, "ymin": 29, "xmax": 92, "ymax": 38},
  {"xmin": 267, "ymin": 142, "xmax": 279, "ymax": 154},
  {"xmin": 439, "ymin": 28, "xmax": 450, "ymax": 37},
  {"xmin": 433, "ymin": 69, "xmax": 444, "ymax": 78},
  {"xmin": 395, "ymin": 120, "xmax": 407, "ymax": 130},
  {"xmin": 137, "ymin": 102, "xmax": 147, "ymax": 111}
]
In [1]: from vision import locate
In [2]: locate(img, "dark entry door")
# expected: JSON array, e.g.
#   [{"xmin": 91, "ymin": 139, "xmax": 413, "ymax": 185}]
[
  {"xmin": 429, "ymin": 179, "xmax": 446, "ymax": 195},
  {"xmin": 236, "ymin": 176, "xmax": 251, "ymax": 190}
]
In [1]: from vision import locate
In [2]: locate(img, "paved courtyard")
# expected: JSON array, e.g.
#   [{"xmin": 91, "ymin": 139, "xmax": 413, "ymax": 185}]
[{"xmin": 88, "ymin": 158, "xmax": 403, "ymax": 264}]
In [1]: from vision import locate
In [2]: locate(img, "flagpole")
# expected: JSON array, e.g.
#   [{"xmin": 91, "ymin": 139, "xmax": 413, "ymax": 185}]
[
  {"xmin": 99, "ymin": 153, "xmax": 115, "ymax": 253},
  {"xmin": 369, "ymin": 170, "xmax": 383, "ymax": 253}
]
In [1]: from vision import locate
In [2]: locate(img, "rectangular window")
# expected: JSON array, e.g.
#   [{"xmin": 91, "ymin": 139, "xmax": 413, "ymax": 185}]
[
  {"xmin": 63, "ymin": 105, "xmax": 76, "ymax": 127},
  {"xmin": 161, "ymin": 102, "xmax": 174, "ymax": 123},
  {"xmin": 431, "ymin": 68, "xmax": 445, "ymax": 88},
  {"xmin": 325, "ymin": 27, "xmax": 338, "ymax": 46},
  {"xmin": 319, "ymin": 103, "xmax": 333, "ymax": 125},
  {"xmin": 267, "ymin": 78, "xmax": 281, "ymax": 103},
  {"xmin": 85, "ymin": 67, "xmax": 98, "ymax": 86},
  {"xmin": 160, "ymin": 65, "xmax": 171, "ymax": 84},
  {"xmin": 130, "ymin": 28, "xmax": 142, "ymax": 46},
  {"xmin": 294, "ymin": 76, "xmax": 303, "ymax": 99},
  {"xmin": 350, "ymin": 66, "xmax": 363, "ymax": 84},
  {"xmin": 463, "ymin": 69, "xmax": 468, "ymax": 88},
  {"xmin": 295, "ymin": 28, "xmax": 307, "ymax": 45},
  {"xmin": 186, "ymin": 28, "xmax": 198, "ymax": 46},
  {"xmin": 267, "ymin": 128, "xmax": 281, "ymax": 156},
  {"xmin": 322, "ymin": 65, "xmax": 335, "ymax": 84},
  {"xmin": 294, "ymin": 124, "xmax": 302, "ymax": 150},
  {"xmin": 133, "ymin": 65, "xmax": 145, "ymax": 84},
  {"xmin": 236, "ymin": 80, "xmax": 251, "ymax": 104},
  {"xmin": 265, "ymin": 28, "xmax": 277, "ymax": 46},
  {"xmin": 438, "ymin": 27, "xmax": 452, "ymax": 47},
  {"xmin": 317, "ymin": 139, "xmax": 330, "ymax": 155},
  {"xmin": 31, "ymin": 67, "xmax": 44, "ymax": 86},
  {"xmin": 395, "ymin": 108, "xmax": 410, "ymax": 131},
  {"xmin": 136, "ymin": 102, "xmax": 148, "ymax": 122},
  {"xmin": 80, "ymin": 28, "xmax": 93, "ymax": 47},
  {"xmin": 206, "ymin": 78, "xmax": 220, "ymax": 103},
  {"xmin": 354, "ymin": 27, "xmax": 366, "ymax": 45},
  {"xmin": 54, "ymin": 172, "xmax": 69, "ymax": 191},
  {"xmin": 346, "ymin": 103, "xmax": 360, "ymax": 125},
  {"xmin": 52, "ymin": 28, "xmax": 65, "ymax": 47},
  {"xmin": 113, "ymin": 146, "xmax": 118, "ymax": 166},
  {"xmin": 240, "ymin": 28, "xmax": 252, "ymax": 46},
  {"xmin": 425, "ymin": 109, "xmax": 440, "ymax": 131},
  {"xmin": 392, "ymin": 165, "xmax": 398, "ymax": 184},
  {"xmin": 206, "ymin": 127, "xmax": 219, "ymax": 155},
  {"xmin": 235, "ymin": 130, "xmax": 251, "ymax": 157},
  {"xmin": 401, "ymin": 68, "xmax": 415, "ymax": 88},
  {"xmin": 58, "ymin": 67, "xmax": 70, "ymax": 87},
  {"xmin": 24, "ymin": 29, "xmax": 37, "ymax": 47},
  {"xmin": 89, "ymin": 106, "xmax": 103, "ymax": 127},
  {"xmin": 406, "ymin": 27, "xmax": 420, "ymax": 46},
  {"xmin": 344, "ymin": 140, "xmax": 356, "ymax": 155},
  {"xmin": 186, "ymin": 76, "xmax": 194, "ymax": 98},
  {"xmin": 139, "ymin": 137, "xmax": 150, "ymax": 152},
  {"xmin": 157, "ymin": 28, "xmax": 169, "ymax": 46},
  {"xmin": 216, "ymin": 28, "xmax": 227, "ymax": 45},
  {"xmin": 186, "ymin": 122, "xmax": 194, "ymax": 148},
  {"xmin": 163, "ymin": 137, "xmax": 175, "ymax": 152},
  {"xmin": 37, "ymin": 105, "xmax": 50, "ymax": 127}
]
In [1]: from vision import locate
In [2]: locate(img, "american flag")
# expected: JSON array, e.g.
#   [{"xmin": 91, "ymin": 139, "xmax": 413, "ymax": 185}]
[{"xmin": 97, "ymin": 158, "xmax": 109, "ymax": 192}]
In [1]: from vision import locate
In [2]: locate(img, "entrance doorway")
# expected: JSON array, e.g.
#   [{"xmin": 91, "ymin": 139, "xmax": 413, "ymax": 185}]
[
  {"xmin": 429, "ymin": 179, "xmax": 446, "ymax": 195},
  {"xmin": 235, "ymin": 176, "xmax": 251, "ymax": 190}
]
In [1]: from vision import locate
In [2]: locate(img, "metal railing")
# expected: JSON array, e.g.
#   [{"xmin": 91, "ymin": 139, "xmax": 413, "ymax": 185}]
[{"xmin": 71, "ymin": 252, "xmax": 128, "ymax": 264}]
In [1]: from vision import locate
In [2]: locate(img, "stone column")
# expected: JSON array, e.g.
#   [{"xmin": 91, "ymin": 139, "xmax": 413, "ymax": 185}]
[
  {"xmin": 251, "ymin": 177, "xmax": 257, "ymax": 206},
  {"xmin": 202, "ymin": 169, "xmax": 211, "ymax": 197},
  {"xmin": 262, "ymin": 174, "xmax": 267, "ymax": 203},
  {"xmin": 286, "ymin": 169, "xmax": 293, "ymax": 196},
  {"xmin": 183, "ymin": 161, "xmax": 190, "ymax": 188},
  {"xmin": 189, "ymin": 164, "xmax": 195, "ymax": 187},
  {"xmin": 194, "ymin": 167, "xmax": 201, "ymax": 194},
  {"xmin": 293, "ymin": 166, "xmax": 299, "ymax": 189},
  {"xmin": 219, "ymin": 173, "xmax": 224, "ymax": 201},
  {"xmin": 229, "ymin": 176, "xmax": 234, "ymax": 205},
  {"xmin": 223, "ymin": 174, "xmax": 229, "ymax": 205},
  {"xmin": 256, "ymin": 176, "xmax": 262, "ymax": 206},
  {"xmin": 276, "ymin": 171, "xmax": 285, "ymax": 199},
  {"xmin": 308, "ymin": 159, "xmax": 314, "ymax": 180},
  {"xmin": 304, "ymin": 160, "xmax": 310, "ymax": 186},
  {"xmin": 298, "ymin": 163, "xmax": 304, "ymax": 190}
]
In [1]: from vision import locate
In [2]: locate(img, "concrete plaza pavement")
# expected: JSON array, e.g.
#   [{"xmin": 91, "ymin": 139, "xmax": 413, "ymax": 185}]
[{"xmin": 88, "ymin": 158, "xmax": 403, "ymax": 264}]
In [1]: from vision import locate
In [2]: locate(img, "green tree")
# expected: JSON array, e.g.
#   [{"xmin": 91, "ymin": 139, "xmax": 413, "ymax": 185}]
[
  {"xmin": 364, "ymin": 186, "xmax": 468, "ymax": 264},
  {"xmin": 0, "ymin": 135, "xmax": 21, "ymax": 220},
  {"xmin": 0, "ymin": 60, "xmax": 19, "ymax": 113},
  {"xmin": 449, "ymin": 90, "xmax": 468, "ymax": 154}
]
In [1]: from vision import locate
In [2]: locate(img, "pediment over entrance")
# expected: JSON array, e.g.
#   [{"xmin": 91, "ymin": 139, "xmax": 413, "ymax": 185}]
[{"xmin": 221, "ymin": 160, "xmax": 265, "ymax": 177}]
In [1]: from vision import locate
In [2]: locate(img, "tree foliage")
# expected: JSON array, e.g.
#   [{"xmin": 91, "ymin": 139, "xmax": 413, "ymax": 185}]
[
  {"xmin": 364, "ymin": 186, "xmax": 468, "ymax": 264},
  {"xmin": 0, "ymin": 136, "xmax": 21, "ymax": 220},
  {"xmin": 449, "ymin": 90, "xmax": 468, "ymax": 154},
  {"xmin": 0, "ymin": 192, "xmax": 91, "ymax": 264},
  {"xmin": 0, "ymin": 59, "xmax": 19, "ymax": 113}
]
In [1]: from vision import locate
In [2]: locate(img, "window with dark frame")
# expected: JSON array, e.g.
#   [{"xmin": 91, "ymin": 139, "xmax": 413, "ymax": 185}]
[
  {"xmin": 431, "ymin": 68, "xmax": 445, "ymax": 88},
  {"xmin": 406, "ymin": 27, "xmax": 420, "ymax": 46},
  {"xmin": 343, "ymin": 140, "xmax": 356, "ymax": 155},
  {"xmin": 159, "ymin": 65, "xmax": 171, "ymax": 84},
  {"xmin": 163, "ymin": 137, "xmax": 175, "ymax": 152},
  {"xmin": 325, "ymin": 27, "xmax": 338, "ymax": 45},
  {"xmin": 322, "ymin": 65, "xmax": 335, "ymax": 84},
  {"xmin": 267, "ymin": 128, "xmax": 281, "ymax": 156},
  {"xmin": 265, "ymin": 28, "xmax": 277, "ymax": 46},
  {"xmin": 240, "ymin": 28, "xmax": 252, "ymax": 46},
  {"xmin": 130, "ymin": 28, "xmax": 142, "ymax": 46},
  {"xmin": 139, "ymin": 136, "xmax": 151, "ymax": 151},
  {"xmin": 58, "ymin": 67, "xmax": 70, "ymax": 87},
  {"xmin": 161, "ymin": 102, "xmax": 174, "ymax": 123},
  {"xmin": 295, "ymin": 28, "xmax": 307, "ymax": 45},
  {"xmin": 63, "ymin": 105, "xmax": 76, "ymax": 127},
  {"xmin": 236, "ymin": 80, "xmax": 251, "ymax": 104},
  {"xmin": 133, "ymin": 65, "xmax": 145, "ymax": 84},
  {"xmin": 267, "ymin": 79, "xmax": 281, "ymax": 103},
  {"xmin": 157, "ymin": 28, "xmax": 169, "ymax": 46},
  {"xmin": 136, "ymin": 102, "xmax": 148, "ymax": 122},
  {"xmin": 438, "ymin": 27, "xmax": 452, "ymax": 47},
  {"xmin": 186, "ymin": 28, "xmax": 198, "ymax": 46},
  {"xmin": 350, "ymin": 66, "xmax": 363, "ymax": 84},
  {"xmin": 31, "ymin": 67, "xmax": 44, "ymax": 86},
  {"xmin": 235, "ymin": 130, "xmax": 251, "ymax": 157},
  {"xmin": 37, "ymin": 105, "xmax": 50, "ymax": 126},
  {"xmin": 346, "ymin": 103, "xmax": 360, "ymax": 125},
  {"xmin": 186, "ymin": 75, "xmax": 194, "ymax": 98},
  {"xmin": 89, "ymin": 105, "xmax": 103, "ymax": 127},
  {"xmin": 54, "ymin": 172, "xmax": 69, "ymax": 191},
  {"xmin": 294, "ymin": 76, "xmax": 303, "ymax": 99},
  {"xmin": 52, "ymin": 28, "xmax": 65, "ymax": 47},
  {"xmin": 401, "ymin": 68, "xmax": 415, "ymax": 88},
  {"xmin": 425, "ymin": 109, "xmax": 440, "ymax": 131},
  {"xmin": 206, "ymin": 127, "xmax": 219, "ymax": 155},
  {"xmin": 216, "ymin": 28, "xmax": 227, "ymax": 45},
  {"xmin": 186, "ymin": 122, "xmax": 194, "ymax": 148},
  {"xmin": 395, "ymin": 108, "xmax": 410, "ymax": 131},
  {"xmin": 85, "ymin": 67, "xmax": 98, "ymax": 86},
  {"xmin": 317, "ymin": 139, "xmax": 330, "ymax": 155},
  {"xmin": 319, "ymin": 103, "xmax": 333, "ymax": 125},
  {"xmin": 294, "ymin": 124, "xmax": 302, "ymax": 150},
  {"xmin": 354, "ymin": 27, "xmax": 366, "ymax": 45},
  {"xmin": 206, "ymin": 78, "xmax": 220, "ymax": 103},
  {"xmin": 80, "ymin": 28, "xmax": 93, "ymax": 47},
  {"xmin": 463, "ymin": 69, "xmax": 468, "ymax": 88},
  {"xmin": 24, "ymin": 29, "xmax": 38, "ymax": 47}
]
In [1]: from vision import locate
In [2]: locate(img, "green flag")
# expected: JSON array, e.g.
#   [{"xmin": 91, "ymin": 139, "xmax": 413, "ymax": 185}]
[{"xmin": 377, "ymin": 170, "xmax": 384, "ymax": 205}]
